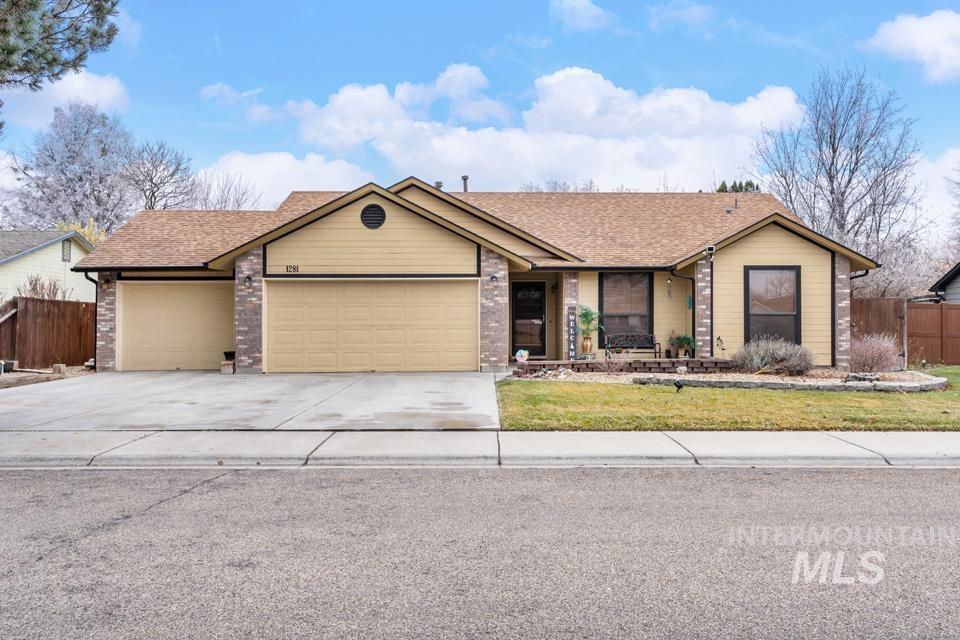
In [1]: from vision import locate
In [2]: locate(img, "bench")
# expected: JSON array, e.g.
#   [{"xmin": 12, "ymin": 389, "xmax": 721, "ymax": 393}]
[{"xmin": 604, "ymin": 333, "xmax": 662, "ymax": 359}]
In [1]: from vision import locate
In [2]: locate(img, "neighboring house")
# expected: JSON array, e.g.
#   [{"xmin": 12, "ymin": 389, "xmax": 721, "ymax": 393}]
[
  {"xmin": 0, "ymin": 230, "xmax": 95, "ymax": 302},
  {"xmin": 73, "ymin": 178, "xmax": 877, "ymax": 373},
  {"xmin": 931, "ymin": 262, "xmax": 960, "ymax": 304}
]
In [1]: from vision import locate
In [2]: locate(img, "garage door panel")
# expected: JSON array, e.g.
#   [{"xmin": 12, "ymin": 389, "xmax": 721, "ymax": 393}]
[
  {"xmin": 120, "ymin": 282, "xmax": 234, "ymax": 371},
  {"xmin": 306, "ymin": 305, "xmax": 337, "ymax": 322},
  {"xmin": 307, "ymin": 329, "xmax": 336, "ymax": 346},
  {"xmin": 267, "ymin": 280, "xmax": 478, "ymax": 372}
]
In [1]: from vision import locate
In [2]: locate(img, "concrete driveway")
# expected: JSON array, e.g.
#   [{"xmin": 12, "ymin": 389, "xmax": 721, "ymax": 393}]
[{"xmin": 0, "ymin": 372, "xmax": 500, "ymax": 431}]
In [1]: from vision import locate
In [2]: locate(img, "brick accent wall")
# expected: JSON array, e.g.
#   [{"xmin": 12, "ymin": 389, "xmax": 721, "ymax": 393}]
[
  {"xmin": 695, "ymin": 257, "xmax": 713, "ymax": 358},
  {"xmin": 95, "ymin": 271, "xmax": 118, "ymax": 372},
  {"xmin": 234, "ymin": 247, "xmax": 264, "ymax": 373},
  {"xmin": 834, "ymin": 254, "xmax": 851, "ymax": 371},
  {"xmin": 561, "ymin": 271, "xmax": 579, "ymax": 359},
  {"xmin": 479, "ymin": 247, "xmax": 509, "ymax": 371}
]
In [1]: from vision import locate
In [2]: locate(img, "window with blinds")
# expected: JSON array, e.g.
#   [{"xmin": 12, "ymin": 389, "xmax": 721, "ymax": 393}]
[{"xmin": 601, "ymin": 272, "xmax": 653, "ymax": 336}]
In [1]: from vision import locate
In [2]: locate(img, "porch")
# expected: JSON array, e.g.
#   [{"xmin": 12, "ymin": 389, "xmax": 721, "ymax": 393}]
[{"xmin": 506, "ymin": 269, "xmax": 696, "ymax": 364}]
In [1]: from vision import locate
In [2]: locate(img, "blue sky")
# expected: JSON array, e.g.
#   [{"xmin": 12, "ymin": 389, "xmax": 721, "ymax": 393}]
[{"xmin": 2, "ymin": 0, "xmax": 960, "ymax": 216}]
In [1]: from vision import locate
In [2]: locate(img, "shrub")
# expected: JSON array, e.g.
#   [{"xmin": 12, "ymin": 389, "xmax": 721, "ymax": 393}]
[
  {"xmin": 732, "ymin": 337, "xmax": 815, "ymax": 376},
  {"xmin": 16, "ymin": 274, "xmax": 72, "ymax": 300},
  {"xmin": 850, "ymin": 333, "xmax": 900, "ymax": 373}
]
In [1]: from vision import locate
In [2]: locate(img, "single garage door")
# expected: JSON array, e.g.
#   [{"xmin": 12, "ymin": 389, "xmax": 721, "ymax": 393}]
[
  {"xmin": 119, "ymin": 282, "xmax": 234, "ymax": 371},
  {"xmin": 266, "ymin": 280, "xmax": 478, "ymax": 372}
]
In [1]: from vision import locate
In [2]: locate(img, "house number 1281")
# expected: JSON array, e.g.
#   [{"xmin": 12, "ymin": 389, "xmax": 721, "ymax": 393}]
[{"xmin": 286, "ymin": 265, "xmax": 299, "ymax": 273}]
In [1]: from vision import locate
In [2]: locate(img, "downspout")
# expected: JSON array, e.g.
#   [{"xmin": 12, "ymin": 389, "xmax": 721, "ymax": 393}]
[
  {"xmin": 84, "ymin": 272, "xmax": 98, "ymax": 369},
  {"xmin": 670, "ymin": 268, "xmax": 696, "ymax": 352}
]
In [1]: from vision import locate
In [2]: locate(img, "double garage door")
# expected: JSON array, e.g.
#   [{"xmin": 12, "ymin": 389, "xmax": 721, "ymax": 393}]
[
  {"xmin": 117, "ymin": 280, "xmax": 479, "ymax": 372},
  {"xmin": 266, "ymin": 280, "xmax": 478, "ymax": 372}
]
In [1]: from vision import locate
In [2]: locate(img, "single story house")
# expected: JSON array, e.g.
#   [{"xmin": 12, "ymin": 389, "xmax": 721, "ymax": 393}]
[
  {"xmin": 73, "ymin": 177, "xmax": 877, "ymax": 373},
  {"xmin": 0, "ymin": 230, "xmax": 95, "ymax": 302},
  {"xmin": 931, "ymin": 262, "xmax": 960, "ymax": 303}
]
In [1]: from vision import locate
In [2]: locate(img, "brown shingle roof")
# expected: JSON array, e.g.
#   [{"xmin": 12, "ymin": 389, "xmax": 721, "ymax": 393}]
[
  {"xmin": 276, "ymin": 191, "xmax": 346, "ymax": 216},
  {"xmin": 75, "ymin": 192, "xmax": 348, "ymax": 270},
  {"xmin": 74, "ymin": 210, "xmax": 281, "ymax": 269},
  {"xmin": 455, "ymin": 192, "xmax": 803, "ymax": 267},
  {"xmin": 76, "ymin": 189, "xmax": 808, "ymax": 270}
]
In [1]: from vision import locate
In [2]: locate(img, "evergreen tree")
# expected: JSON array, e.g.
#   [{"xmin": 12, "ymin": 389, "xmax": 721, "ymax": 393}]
[
  {"xmin": 0, "ymin": 1, "xmax": 119, "ymax": 131},
  {"xmin": 717, "ymin": 180, "xmax": 728, "ymax": 192}
]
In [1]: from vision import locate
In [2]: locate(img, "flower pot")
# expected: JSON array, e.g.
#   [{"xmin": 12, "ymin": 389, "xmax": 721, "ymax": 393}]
[{"xmin": 580, "ymin": 336, "xmax": 593, "ymax": 354}]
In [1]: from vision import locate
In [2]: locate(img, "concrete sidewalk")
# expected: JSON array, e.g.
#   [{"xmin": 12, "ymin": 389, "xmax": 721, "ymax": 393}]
[{"xmin": 2, "ymin": 430, "xmax": 960, "ymax": 467}]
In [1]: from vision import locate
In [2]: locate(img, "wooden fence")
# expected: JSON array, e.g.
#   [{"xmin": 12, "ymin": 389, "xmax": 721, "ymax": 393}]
[
  {"xmin": 0, "ymin": 297, "xmax": 95, "ymax": 369},
  {"xmin": 850, "ymin": 298, "xmax": 908, "ymax": 369},
  {"xmin": 908, "ymin": 302, "xmax": 960, "ymax": 365},
  {"xmin": 851, "ymin": 298, "xmax": 960, "ymax": 366}
]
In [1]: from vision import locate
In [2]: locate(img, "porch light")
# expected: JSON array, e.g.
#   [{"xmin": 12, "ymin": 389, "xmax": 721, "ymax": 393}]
[{"xmin": 490, "ymin": 274, "xmax": 499, "ymax": 282}]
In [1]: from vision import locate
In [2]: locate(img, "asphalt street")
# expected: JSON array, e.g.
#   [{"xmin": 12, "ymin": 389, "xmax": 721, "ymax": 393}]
[{"xmin": 1, "ymin": 468, "xmax": 959, "ymax": 639}]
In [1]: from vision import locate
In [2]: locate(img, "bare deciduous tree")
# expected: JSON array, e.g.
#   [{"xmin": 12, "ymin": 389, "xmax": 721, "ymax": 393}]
[
  {"xmin": 124, "ymin": 141, "xmax": 195, "ymax": 210},
  {"xmin": 948, "ymin": 166, "xmax": 960, "ymax": 264},
  {"xmin": 755, "ymin": 68, "xmax": 927, "ymax": 297},
  {"xmin": 5, "ymin": 101, "xmax": 136, "ymax": 232},
  {"xmin": 190, "ymin": 171, "xmax": 261, "ymax": 210},
  {"xmin": 520, "ymin": 178, "xmax": 600, "ymax": 193}
]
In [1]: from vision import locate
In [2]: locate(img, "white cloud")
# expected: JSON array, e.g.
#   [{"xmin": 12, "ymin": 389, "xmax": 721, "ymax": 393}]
[
  {"xmin": 647, "ymin": 0, "xmax": 715, "ymax": 35},
  {"xmin": 549, "ymin": 0, "xmax": 613, "ymax": 32},
  {"xmin": 287, "ymin": 65, "xmax": 803, "ymax": 191},
  {"xmin": 0, "ymin": 70, "xmax": 129, "ymax": 129},
  {"xmin": 915, "ymin": 148, "xmax": 960, "ymax": 230},
  {"xmin": 289, "ymin": 64, "xmax": 508, "ymax": 149},
  {"xmin": 200, "ymin": 82, "xmax": 263, "ymax": 106},
  {"xmin": 115, "ymin": 9, "xmax": 142, "ymax": 51},
  {"xmin": 864, "ymin": 10, "xmax": 960, "ymax": 82},
  {"xmin": 200, "ymin": 151, "xmax": 373, "ymax": 207}
]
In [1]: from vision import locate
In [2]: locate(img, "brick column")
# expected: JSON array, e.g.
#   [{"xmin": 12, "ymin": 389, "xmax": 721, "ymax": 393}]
[
  {"xmin": 95, "ymin": 271, "xmax": 118, "ymax": 372},
  {"xmin": 234, "ymin": 247, "xmax": 264, "ymax": 373},
  {"xmin": 834, "ymin": 254, "xmax": 851, "ymax": 371},
  {"xmin": 695, "ymin": 257, "xmax": 713, "ymax": 358},
  {"xmin": 479, "ymin": 247, "xmax": 509, "ymax": 371},
  {"xmin": 561, "ymin": 271, "xmax": 579, "ymax": 359}
]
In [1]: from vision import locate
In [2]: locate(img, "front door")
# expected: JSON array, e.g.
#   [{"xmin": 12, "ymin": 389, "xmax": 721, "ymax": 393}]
[{"xmin": 512, "ymin": 282, "xmax": 546, "ymax": 357}]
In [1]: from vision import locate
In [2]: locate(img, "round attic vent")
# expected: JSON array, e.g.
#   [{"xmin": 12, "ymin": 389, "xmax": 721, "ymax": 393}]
[{"xmin": 361, "ymin": 204, "xmax": 386, "ymax": 229}]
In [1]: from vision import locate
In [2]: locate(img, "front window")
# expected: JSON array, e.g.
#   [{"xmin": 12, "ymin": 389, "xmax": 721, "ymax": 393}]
[
  {"xmin": 601, "ymin": 272, "xmax": 652, "ymax": 337},
  {"xmin": 745, "ymin": 267, "xmax": 800, "ymax": 343}
]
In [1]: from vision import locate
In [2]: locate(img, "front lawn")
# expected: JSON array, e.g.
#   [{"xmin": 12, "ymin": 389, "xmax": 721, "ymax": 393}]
[{"xmin": 497, "ymin": 367, "xmax": 960, "ymax": 431}]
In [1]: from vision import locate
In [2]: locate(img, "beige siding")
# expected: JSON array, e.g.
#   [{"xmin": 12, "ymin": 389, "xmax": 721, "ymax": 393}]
[
  {"xmin": 578, "ymin": 271, "xmax": 599, "ymax": 355},
  {"xmin": 0, "ymin": 239, "xmax": 95, "ymax": 302},
  {"xmin": 399, "ymin": 186, "xmax": 553, "ymax": 259},
  {"xmin": 265, "ymin": 280, "xmax": 478, "ymax": 372},
  {"xmin": 118, "ymin": 282, "xmax": 234, "ymax": 371},
  {"xmin": 712, "ymin": 224, "xmax": 833, "ymax": 365},
  {"xmin": 509, "ymin": 271, "xmax": 559, "ymax": 359},
  {"xmin": 266, "ymin": 194, "xmax": 478, "ymax": 276},
  {"xmin": 653, "ymin": 271, "xmax": 692, "ymax": 349}
]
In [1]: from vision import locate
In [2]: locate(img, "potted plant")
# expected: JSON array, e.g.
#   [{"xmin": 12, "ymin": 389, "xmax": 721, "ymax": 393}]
[
  {"xmin": 671, "ymin": 334, "xmax": 695, "ymax": 358},
  {"xmin": 578, "ymin": 305, "xmax": 603, "ymax": 354}
]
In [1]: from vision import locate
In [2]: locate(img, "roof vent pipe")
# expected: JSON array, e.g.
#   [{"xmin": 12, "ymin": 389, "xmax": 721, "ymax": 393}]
[
  {"xmin": 434, "ymin": 181, "xmax": 443, "ymax": 190},
  {"xmin": 461, "ymin": 175, "xmax": 469, "ymax": 192}
]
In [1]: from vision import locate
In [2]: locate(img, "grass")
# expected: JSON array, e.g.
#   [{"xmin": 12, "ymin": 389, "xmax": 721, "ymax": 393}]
[{"xmin": 496, "ymin": 367, "xmax": 960, "ymax": 431}]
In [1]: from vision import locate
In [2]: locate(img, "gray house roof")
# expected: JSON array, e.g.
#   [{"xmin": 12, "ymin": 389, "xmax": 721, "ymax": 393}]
[
  {"xmin": 930, "ymin": 261, "xmax": 960, "ymax": 293},
  {"xmin": 0, "ymin": 230, "xmax": 94, "ymax": 266}
]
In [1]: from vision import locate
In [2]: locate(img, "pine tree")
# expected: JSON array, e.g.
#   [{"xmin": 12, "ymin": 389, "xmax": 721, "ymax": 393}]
[
  {"xmin": 717, "ymin": 180, "xmax": 728, "ymax": 192},
  {"xmin": 0, "ymin": 1, "xmax": 119, "ymax": 131}
]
